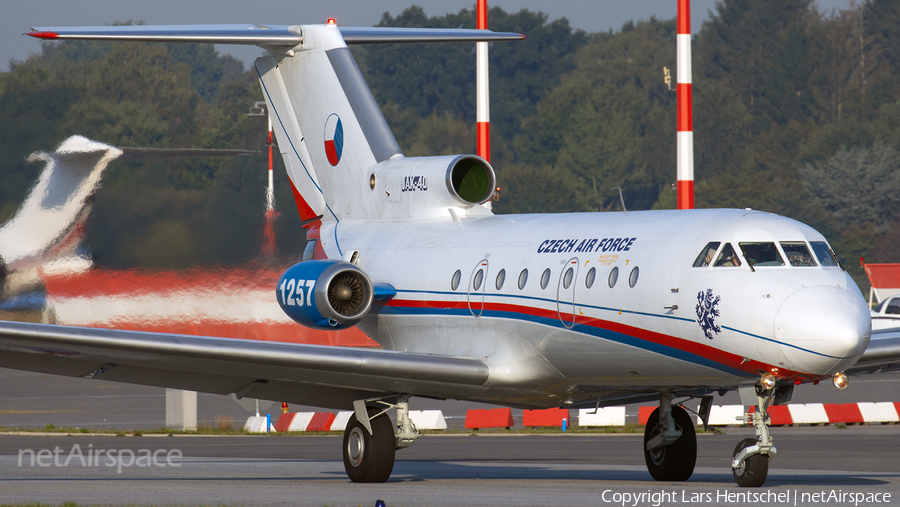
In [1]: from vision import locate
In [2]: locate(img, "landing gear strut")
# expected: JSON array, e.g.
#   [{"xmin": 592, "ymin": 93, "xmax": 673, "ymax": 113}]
[
  {"xmin": 732, "ymin": 383, "xmax": 776, "ymax": 487},
  {"xmin": 643, "ymin": 392, "xmax": 697, "ymax": 481},
  {"xmin": 342, "ymin": 396, "xmax": 420, "ymax": 483}
]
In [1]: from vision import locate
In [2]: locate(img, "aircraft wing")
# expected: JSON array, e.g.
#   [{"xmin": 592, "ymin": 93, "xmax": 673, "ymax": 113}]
[
  {"xmin": 0, "ymin": 321, "xmax": 490, "ymax": 410},
  {"xmin": 26, "ymin": 25, "xmax": 524, "ymax": 47},
  {"xmin": 847, "ymin": 327, "xmax": 900, "ymax": 375}
]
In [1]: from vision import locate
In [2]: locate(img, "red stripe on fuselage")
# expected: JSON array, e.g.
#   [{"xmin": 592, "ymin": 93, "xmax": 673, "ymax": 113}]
[{"xmin": 386, "ymin": 297, "xmax": 818, "ymax": 383}]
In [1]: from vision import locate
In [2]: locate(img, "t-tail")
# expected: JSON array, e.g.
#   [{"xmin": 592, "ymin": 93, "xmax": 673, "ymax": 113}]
[{"xmin": 28, "ymin": 24, "xmax": 524, "ymax": 224}]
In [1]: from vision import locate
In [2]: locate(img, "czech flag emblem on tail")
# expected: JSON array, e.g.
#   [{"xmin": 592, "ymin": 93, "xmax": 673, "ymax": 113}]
[{"xmin": 324, "ymin": 113, "xmax": 343, "ymax": 166}]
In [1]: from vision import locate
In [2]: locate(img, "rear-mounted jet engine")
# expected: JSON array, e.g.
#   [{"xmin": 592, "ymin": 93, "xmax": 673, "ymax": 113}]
[{"xmin": 277, "ymin": 260, "xmax": 373, "ymax": 329}]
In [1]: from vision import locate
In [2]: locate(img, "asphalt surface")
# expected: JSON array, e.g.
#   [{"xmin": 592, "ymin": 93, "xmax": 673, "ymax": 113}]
[
  {"xmin": 0, "ymin": 428, "xmax": 898, "ymax": 506},
  {"xmin": 1, "ymin": 369, "xmax": 899, "ymax": 505}
]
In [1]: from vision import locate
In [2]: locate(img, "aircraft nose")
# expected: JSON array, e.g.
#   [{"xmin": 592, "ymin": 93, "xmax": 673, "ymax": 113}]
[{"xmin": 774, "ymin": 285, "xmax": 871, "ymax": 375}]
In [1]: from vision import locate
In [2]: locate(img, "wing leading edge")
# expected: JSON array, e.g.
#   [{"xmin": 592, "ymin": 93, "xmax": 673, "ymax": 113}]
[{"xmin": 0, "ymin": 321, "xmax": 490, "ymax": 410}]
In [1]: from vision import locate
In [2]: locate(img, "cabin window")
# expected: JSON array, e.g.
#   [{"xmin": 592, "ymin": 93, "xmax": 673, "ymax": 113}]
[
  {"xmin": 540, "ymin": 268, "xmax": 551, "ymax": 290},
  {"xmin": 739, "ymin": 242, "xmax": 784, "ymax": 267},
  {"xmin": 608, "ymin": 267, "xmax": 619, "ymax": 288},
  {"xmin": 473, "ymin": 269, "xmax": 484, "ymax": 291},
  {"xmin": 888, "ymin": 300, "xmax": 900, "ymax": 315},
  {"xmin": 713, "ymin": 243, "xmax": 741, "ymax": 267},
  {"xmin": 810, "ymin": 241, "xmax": 838, "ymax": 267},
  {"xmin": 562, "ymin": 267, "xmax": 574, "ymax": 289},
  {"xmin": 585, "ymin": 267, "xmax": 597, "ymax": 289},
  {"xmin": 781, "ymin": 242, "xmax": 816, "ymax": 267},
  {"xmin": 496, "ymin": 269, "xmax": 506, "ymax": 290},
  {"xmin": 692, "ymin": 242, "xmax": 721, "ymax": 267},
  {"xmin": 628, "ymin": 266, "xmax": 640, "ymax": 288},
  {"xmin": 518, "ymin": 269, "xmax": 528, "ymax": 289},
  {"xmin": 451, "ymin": 269, "xmax": 461, "ymax": 291}
]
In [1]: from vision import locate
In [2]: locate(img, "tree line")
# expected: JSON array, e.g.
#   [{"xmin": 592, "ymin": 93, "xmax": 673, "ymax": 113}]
[{"xmin": 1, "ymin": 1, "xmax": 898, "ymax": 289}]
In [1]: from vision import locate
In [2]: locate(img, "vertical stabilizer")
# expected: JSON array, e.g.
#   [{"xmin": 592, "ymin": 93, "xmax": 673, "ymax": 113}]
[{"xmin": 255, "ymin": 25, "xmax": 403, "ymax": 223}]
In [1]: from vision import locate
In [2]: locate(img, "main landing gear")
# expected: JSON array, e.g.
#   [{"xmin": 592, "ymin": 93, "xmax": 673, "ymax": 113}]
[
  {"xmin": 731, "ymin": 382, "xmax": 778, "ymax": 487},
  {"xmin": 643, "ymin": 392, "xmax": 697, "ymax": 481},
  {"xmin": 342, "ymin": 396, "xmax": 419, "ymax": 483}
]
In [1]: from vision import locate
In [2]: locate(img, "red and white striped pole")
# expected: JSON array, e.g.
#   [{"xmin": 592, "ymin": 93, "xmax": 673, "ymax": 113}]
[
  {"xmin": 676, "ymin": 0, "xmax": 694, "ymax": 209},
  {"xmin": 266, "ymin": 114, "xmax": 274, "ymax": 212},
  {"xmin": 476, "ymin": 0, "xmax": 490, "ymax": 163}
]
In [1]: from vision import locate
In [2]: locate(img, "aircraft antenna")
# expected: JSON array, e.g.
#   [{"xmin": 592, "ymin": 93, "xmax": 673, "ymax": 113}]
[
  {"xmin": 677, "ymin": 0, "xmax": 694, "ymax": 209},
  {"xmin": 611, "ymin": 186, "xmax": 626, "ymax": 213}
]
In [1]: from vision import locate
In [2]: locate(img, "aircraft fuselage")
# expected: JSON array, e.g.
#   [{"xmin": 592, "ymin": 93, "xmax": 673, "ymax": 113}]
[{"xmin": 320, "ymin": 208, "xmax": 870, "ymax": 408}]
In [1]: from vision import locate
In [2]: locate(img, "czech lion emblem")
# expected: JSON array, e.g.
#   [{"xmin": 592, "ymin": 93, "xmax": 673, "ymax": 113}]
[{"xmin": 695, "ymin": 289, "xmax": 721, "ymax": 340}]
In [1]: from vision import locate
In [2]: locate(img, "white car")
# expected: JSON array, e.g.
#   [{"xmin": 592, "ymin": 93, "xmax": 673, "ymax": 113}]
[{"xmin": 871, "ymin": 295, "xmax": 900, "ymax": 330}]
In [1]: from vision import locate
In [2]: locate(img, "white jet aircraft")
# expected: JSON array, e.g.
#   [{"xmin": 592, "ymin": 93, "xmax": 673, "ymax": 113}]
[{"xmin": 6, "ymin": 22, "xmax": 899, "ymax": 488}]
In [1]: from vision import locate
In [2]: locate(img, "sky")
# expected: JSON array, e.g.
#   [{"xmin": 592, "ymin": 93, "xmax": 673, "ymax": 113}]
[{"xmin": 3, "ymin": 0, "xmax": 855, "ymax": 71}]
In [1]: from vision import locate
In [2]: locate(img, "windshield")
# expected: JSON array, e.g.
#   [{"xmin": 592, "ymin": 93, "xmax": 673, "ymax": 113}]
[
  {"xmin": 714, "ymin": 243, "xmax": 741, "ymax": 267},
  {"xmin": 739, "ymin": 242, "xmax": 784, "ymax": 267},
  {"xmin": 692, "ymin": 242, "xmax": 721, "ymax": 267},
  {"xmin": 780, "ymin": 242, "xmax": 816, "ymax": 267},
  {"xmin": 810, "ymin": 241, "xmax": 838, "ymax": 267}
]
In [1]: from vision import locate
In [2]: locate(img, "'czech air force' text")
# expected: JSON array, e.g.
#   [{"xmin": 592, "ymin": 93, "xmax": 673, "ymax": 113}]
[{"xmin": 537, "ymin": 237, "xmax": 636, "ymax": 254}]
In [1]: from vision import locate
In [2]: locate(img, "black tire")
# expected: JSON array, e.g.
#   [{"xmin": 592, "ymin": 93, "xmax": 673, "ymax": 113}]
[
  {"xmin": 342, "ymin": 409, "xmax": 396, "ymax": 483},
  {"xmin": 732, "ymin": 438, "xmax": 768, "ymax": 487},
  {"xmin": 643, "ymin": 405, "xmax": 697, "ymax": 481}
]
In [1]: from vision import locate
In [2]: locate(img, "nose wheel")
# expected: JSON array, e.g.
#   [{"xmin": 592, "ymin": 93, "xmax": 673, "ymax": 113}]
[
  {"xmin": 732, "ymin": 438, "xmax": 768, "ymax": 487},
  {"xmin": 342, "ymin": 408, "xmax": 395, "ymax": 483},
  {"xmin": 731, "ymin": 383, "xmax": 777, "ymax": 487}
]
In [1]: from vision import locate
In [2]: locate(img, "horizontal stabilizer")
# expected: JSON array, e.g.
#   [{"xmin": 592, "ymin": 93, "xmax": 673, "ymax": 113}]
[
  {"xmin": 119, "ymin": 147, "xmax": 259, "ymax": 161},
  {"xmin": 27, "ymin": 24, "xmax": 305, "ymax": 46},
  {"xmin": 27, "ymin": 24, "xmax": 524, "ymax": 47}
]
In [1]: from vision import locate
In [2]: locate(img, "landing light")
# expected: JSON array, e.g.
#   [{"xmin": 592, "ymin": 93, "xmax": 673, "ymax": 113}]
[
  {"xmin": 832, "ymin": 372, "xmax": 849, "ymax": 390},
  {"xmin": 760, "ymin": 373, "xmax": 776, "ymax": 390}
]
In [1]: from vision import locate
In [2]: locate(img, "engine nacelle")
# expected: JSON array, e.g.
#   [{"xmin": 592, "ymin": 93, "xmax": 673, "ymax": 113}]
[
  {"xmin": 372, "ymin": 154, "xmax": 496, "ymax": 217},
  {"xmin": 276, "ymin": 260, "xmax": 373, "ymax": 329}
]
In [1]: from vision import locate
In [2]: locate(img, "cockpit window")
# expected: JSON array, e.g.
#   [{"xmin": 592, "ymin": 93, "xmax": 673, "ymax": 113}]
[
  {"xmin": 780, "ymin": 242, "xmax": 816, "ymax": 267},
  {"xmin": 713, "ymin": 243, "xmax": 742, "ymax": 267},
  {"xmin": 739, "ymin": 242, "xmax": 784, "ymax": 267},
  {"xmin": 810, "ymin": 241, "xmax": 838, "ymax": 267},
  {"xmin": 692, "ymin": 242, "xmax": 721, "ymax": 267}
]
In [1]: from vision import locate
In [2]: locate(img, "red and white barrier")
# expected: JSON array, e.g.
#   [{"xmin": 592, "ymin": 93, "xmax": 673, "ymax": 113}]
[
  {"xmin": 578, "ymin": 407, "xmax": 626, "ymax": 427},
  {"xmin": 274, "ymin": 412, "xmax": 336, "ymax": 432},
  {"xmin": 332, "ymin": 411, "xmax": 354, "ymax": 431},
  {"xmin": 695, "ymin": 403, "xmax": 900, "ymax": 426}
]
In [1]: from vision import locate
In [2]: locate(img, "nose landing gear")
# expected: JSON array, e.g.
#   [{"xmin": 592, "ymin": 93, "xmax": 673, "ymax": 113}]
[{"xmin": 731, "ymin": 383, "xmax": 777, "ymax": 487}]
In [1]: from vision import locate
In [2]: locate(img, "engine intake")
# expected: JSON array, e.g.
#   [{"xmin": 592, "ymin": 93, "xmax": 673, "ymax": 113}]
[
  {"xmin": 446, "ymin": 155, "xmax": 495, "ymax": 206},
  {"xmin": 277, "ymin": 260, "xmax": 373, "ymax": 329}
]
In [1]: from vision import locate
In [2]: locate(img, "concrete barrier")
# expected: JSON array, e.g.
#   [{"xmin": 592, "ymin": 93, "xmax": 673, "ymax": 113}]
[
  {"xmin": 578, "ymin": 407, "xmax": 626, "ymax": 427},
  {"xmin": 243, "ymin": 415, "xmax": 275, "ymax": 433},
  {"xmin": 522, "ymin": 408, "xmax": 569, "ymax": 427},
  {"xmin": 465, "ymin": 408, "xmax": 513, "ymax": 429},
  {"xmin": 409, "ymin": 410, "xmax": 447, "ymax": 430}
]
